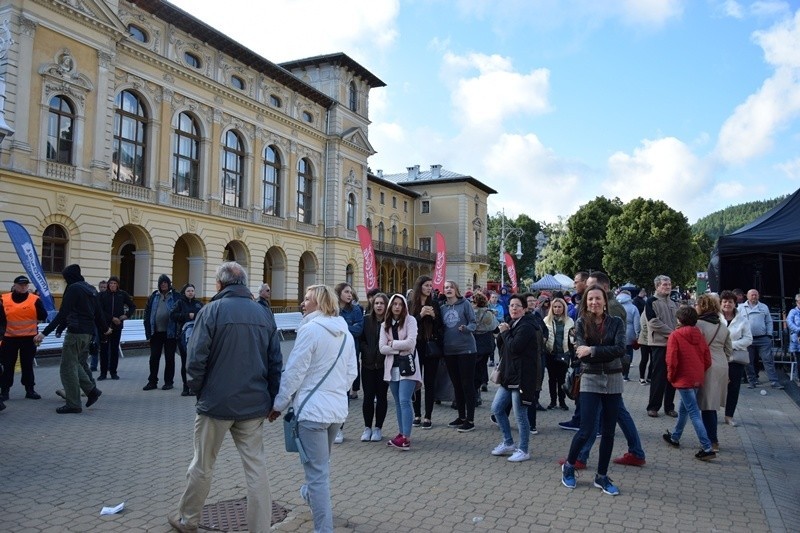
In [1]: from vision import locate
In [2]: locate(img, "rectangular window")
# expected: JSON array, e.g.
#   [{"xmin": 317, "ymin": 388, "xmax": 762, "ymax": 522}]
[
  {"xmin": 392, "ymin": 196, "xmax": 397, "ymax": 208},
  {"xmin": 380, "ymin": 191, "xmax": 385, "ymax": 204},
  {"xmin": 419, "ymin": 237, "xmax": 431, "ymax": 252},
  {"xmin": 367, "ymin": 187, "xmax": 372, "ymax": 200},
  {"xmin": 421, "ymin": 200, "xmax": 430, "ymax": 214},
  {"xmin": 403, "ymin": 201, "xmax": 408, "ymax": 213}
]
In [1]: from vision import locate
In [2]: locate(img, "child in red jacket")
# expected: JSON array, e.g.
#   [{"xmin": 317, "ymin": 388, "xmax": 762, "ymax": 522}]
[{"xmin": 663, "ymin": 306, "xmax": 716, "ymax": 461}]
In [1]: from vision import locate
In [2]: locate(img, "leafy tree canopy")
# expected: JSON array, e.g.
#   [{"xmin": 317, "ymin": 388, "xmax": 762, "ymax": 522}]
[
  {"xmin": 558, "ymin": 196, "xmax": 623, "ymax": 275},
  {"xmin": 604, "ymin": 198, "xmax": 695, "ymax": 289}
]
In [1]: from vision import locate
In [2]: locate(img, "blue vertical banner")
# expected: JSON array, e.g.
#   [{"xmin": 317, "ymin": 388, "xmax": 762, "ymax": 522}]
[{"xmin": 2, "ymin": 219, "xmax": 58, "ymax": 320}]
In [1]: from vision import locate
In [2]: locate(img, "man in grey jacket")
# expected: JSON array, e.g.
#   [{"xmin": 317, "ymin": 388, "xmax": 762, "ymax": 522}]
[
  {"xmin": 645, "ymin": 274, "xmax": 678, "ymax": 418},
  {"xmin": 169, "ymin": 262, "xmax": 282, "ymax": 533}
]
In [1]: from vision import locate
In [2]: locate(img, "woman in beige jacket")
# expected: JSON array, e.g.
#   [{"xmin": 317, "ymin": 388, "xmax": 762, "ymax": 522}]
[{"xmin": 695, "ymin": 294, "xmax": 732, "ymax": 452}]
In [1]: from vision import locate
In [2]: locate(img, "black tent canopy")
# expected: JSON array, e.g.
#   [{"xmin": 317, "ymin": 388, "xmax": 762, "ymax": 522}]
[{"xmin": 708, "ymin": 188, "xmax": 800, "ymax": 315}]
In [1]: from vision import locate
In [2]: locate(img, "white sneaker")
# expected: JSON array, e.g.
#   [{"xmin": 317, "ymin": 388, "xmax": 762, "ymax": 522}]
[
  {"xmin": 508, "ymin": 449, "xmax": 531, "ymax": 462},
  {"xmin": 360, "ymin": 427, "xmax": 372, "ymax": 442},
  {"xmin": 334, "ymin": 429, "xmax": 344, "ymax": 444},
  {"xmin": 491, "ymin": 442, "xmax": 516, "ymax": 456},
  {"xmin": 370, "ymin": 428, "xmax": 383, "ymax": 442}
]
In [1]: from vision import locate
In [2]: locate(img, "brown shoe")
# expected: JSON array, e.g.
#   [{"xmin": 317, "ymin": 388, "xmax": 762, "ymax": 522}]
[
  {"xmin": 647, "ymin": 410, "xmax": 659, "ymax": 417},
  {"xmin": 168, "ymin": 512, "xmax": 198, "ymax": 533}
]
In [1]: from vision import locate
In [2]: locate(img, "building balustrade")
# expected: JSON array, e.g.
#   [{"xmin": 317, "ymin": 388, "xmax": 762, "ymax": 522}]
[{"xmin": 45, "ymin": 161, "xmax": 76, "ymax": 182}]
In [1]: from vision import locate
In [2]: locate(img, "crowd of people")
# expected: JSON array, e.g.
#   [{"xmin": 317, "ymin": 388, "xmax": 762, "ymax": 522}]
[{"xmin": 0, "ymin": 263, "xmax": 791, "ymax": 531}]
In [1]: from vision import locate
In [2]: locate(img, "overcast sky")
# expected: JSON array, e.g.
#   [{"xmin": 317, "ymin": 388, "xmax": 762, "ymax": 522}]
[{"xmin": 169, "ymin": 0, "xmax": 800, "ymax": 223}]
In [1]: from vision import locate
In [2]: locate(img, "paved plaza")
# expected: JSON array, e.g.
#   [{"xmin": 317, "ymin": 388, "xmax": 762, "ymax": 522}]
[{"xmin": 1, "ymin": 343, "xmax": 798, "ymax": 532}]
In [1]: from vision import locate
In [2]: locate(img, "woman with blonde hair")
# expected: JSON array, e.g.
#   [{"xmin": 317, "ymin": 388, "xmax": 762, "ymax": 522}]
[
  {"xmin": 695, "ymin": 294, "xmax": 732, "ymax": 452},
  {"xmin": 543, "ymin": 297, "xmax": 575, "ymax": 410},
  {"xmin": 270, "ymin": 285, "xmax": 358, "ymax": 532}
]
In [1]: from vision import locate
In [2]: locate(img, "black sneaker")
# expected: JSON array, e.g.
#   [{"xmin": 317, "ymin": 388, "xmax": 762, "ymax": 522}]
[
  {"xmin": 25, "ymin": 389, "xmax": 42, "ymax": 400},
  {"xmin": 142, "ymin": 382, "xmax": 157, "ymax": 391},
  {"xmin": 111, "ymin": 374, "xmax": 120, "ymax": 380},
  {"xmin": 489, "ymin": 414, "xmax": 498, "ymax": 426},
  {"xmin": 97, "ymin": 374, "xmax": 107, "ymax": 381},
  {"xmin": 421, "ymin": 420, "xmax": 432, "ymax": 429},
  {"xmin": 695, "ymin": 449, "xmax": 716, "ymax": 461},
  {"xmin": 162, "ymin": 384, "xmax": 174, "ymax": 391},
  {"xmin": 412, "ymin": 417, "xmax": 422, "ymax": 427},
  {"xmin": 662, "ymin": 431, "xmax": 680, "ymax": 448},
  {"xmin": 457, "ymin": 421, "xmax": 475, "ymax": 432},
  {"xmin": 85, "ymin": 387, "xmax": 102, "ymax": 407},
  {"xmin": 56, "ymin": 405, "xmax": 82, "ymax": 414},
  {"xmin": 558, "ymin": 420, "xmax": 580, "ymax": 431},
  {"xmin": 448, "ymin": 418, "xmax": 464, "ymax": 428}
]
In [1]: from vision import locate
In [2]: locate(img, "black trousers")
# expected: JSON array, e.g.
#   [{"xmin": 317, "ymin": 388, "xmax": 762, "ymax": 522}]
[
  {"xmin": 444, "ymin": 354, "xmax": 476, "ymax": 422},
  {"xmin": 413, "ymin": 345, "xmax": 443, "ymax": 420},
  {"xmin": 99, "ymin": 329, "xmax": 123, "ymax": 376},
  {"xmin": 361, "ymin": 367, "xmax": 388, "ymax": 428},
  {"xmin": 177, "ymin": 341, "xmax": 189, "ymax": 386},
  {"xmin": 725, "ymin": 362, "xmax": 745, "ymax": 418},
  {"xmin": 646, "ymin": 346, "xmax": 675, "ymax": 412},
  {"xmin": 0, "ymin": 336, "xmax": 36, "ymax": 390},
  {"xmin": 639, "ymin": 344, "xmax": 653, "ymax": 380},
  {"xmin": 147, "ymin": 332, "xmax": 177, "ymax": 385},
  {"xmin": 546, "ymin": 359, "xmax": 568, "ymax": 404}
]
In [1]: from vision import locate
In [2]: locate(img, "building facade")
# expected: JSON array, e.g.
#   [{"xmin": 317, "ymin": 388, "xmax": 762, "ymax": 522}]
[{"xmin": 0, "ymin": 0, "xmax": 494, "ymax": 308}]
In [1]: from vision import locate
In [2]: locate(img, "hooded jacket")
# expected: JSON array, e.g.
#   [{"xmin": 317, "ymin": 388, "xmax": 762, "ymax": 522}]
[
  {"xmin": 42, "ymin": 264, "xmax": 106, "ymax": 337},
  {"xmin": 187, "ymin": 283, "xmax": 282, "ymax": 420},
  {"xmin": 666, "ymin": 325, "xmax": 712, "ymax": 389},
  {"xmin": 98, "ymin": 277, "xmax": 136, "ymax": 331},
  {"xmin": 616, "ymin": 291, "xmax": 641, "ymax": 345},
  {"xmin": 441, "ymin": 296, "xmax": 477, "ymax": 355},
  {"xmin": 272, "ymin": 310, "xmax": 359, "ymax": 424},
  {"xmin": 143, "ymin": 274, "xmax": 179, "ymax": 339},
  {"xmin": 380, "ymin": 293, "xmax": 421, "ymax": 383}
]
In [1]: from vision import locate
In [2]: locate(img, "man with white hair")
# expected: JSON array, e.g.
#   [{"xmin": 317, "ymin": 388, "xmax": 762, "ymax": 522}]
[{"xmin": 739, "ymin": 289, "xmax": 781, "ymax": 389}]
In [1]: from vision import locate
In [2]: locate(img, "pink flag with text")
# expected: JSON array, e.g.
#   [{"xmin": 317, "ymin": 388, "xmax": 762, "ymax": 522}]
[
  {"xmin": 357, "ymin": 225, "xmax": 378, "ymax": 291},
  {"xmin": 504, "ymin": 252, "xmax": 518, "ymax": 294},
  {"xmin": 433, "ymin": 232, "xmax": 447, "ymax": 292}
]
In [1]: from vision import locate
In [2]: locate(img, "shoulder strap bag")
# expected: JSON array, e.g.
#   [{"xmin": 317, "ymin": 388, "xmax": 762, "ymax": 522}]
[{"xmin": 284, "ymin": 335, "xmax": 347, "ymax": 463}]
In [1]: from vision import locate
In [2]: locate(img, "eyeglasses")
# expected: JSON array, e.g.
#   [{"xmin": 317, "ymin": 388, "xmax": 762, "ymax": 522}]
[{"xmin": 508, "ymin": 303, "xmax": 524, "ymax": 308}]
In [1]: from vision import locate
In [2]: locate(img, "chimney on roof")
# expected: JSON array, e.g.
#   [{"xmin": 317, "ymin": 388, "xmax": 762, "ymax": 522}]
[
  {"xmin": 407, "ymin": 165, "xmax": 420, "ymax": 180},
  {"xmin": 377, "ymin": 169, "xmax": 383, "ymax": 178},
  {"xmin": 431, "ymin": 164, "xmax": 442, "ymax": 179}
]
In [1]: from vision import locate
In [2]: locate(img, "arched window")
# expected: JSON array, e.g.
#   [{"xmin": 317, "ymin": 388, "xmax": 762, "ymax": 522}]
[
  {"xmin": 127, "ymin": 24, "xmax": 148, "ymax": 43},
  {"xmin": 231, "ymin": 75, "xmax": 245, "ymax": 91},
  {"xmin": 345, "ymin": 264, "xmax": 354, "ymax": 287},
  {"xmin": 262, "ymin": 145, "xmax": 281, "ymax": 216},
  {"xmin": 301, "ymin": 111, "xmax": 313, "ymax": 123},
  {"xmin": 297, "ymin": 158, "xmax": 313, "ymax": 223},
  {"xmin": 348, "ymin": 81, "xmax": 357, "ymax": 112},
  {"xmin": 222, "ymin": 130, "xmax": 245, "ymax": 207},
  {"xmin": 184, "ymin": 51, "xmax": 201, "ymax": 69},
  {"xmin": 346, "ymin": 193, "xmax": 356, "ymax": 230},
  {"xmin": 113, "ymin": 90, "xmax": 147, "ymax": 186},
  {"xmin": 391, "ymin": 225, "xmax": 397, "ymax": 245},
  {"xmin": 42, "ymin": 224, "xmax": 68, "ymax": 273},
  {"xmin": 173, "ymin": 112, "xmax": 200, "ymax": 197},
  {"xmin": 47, "ymin": 96, "xmax": 75, "ymax": 164},
  {"xmin": 378, "ymin": 222, "xmax": 385, "ymax": 242},
  {"xmin": 270, "ymin": 94, "xmax": 282, "ymax": 107}
]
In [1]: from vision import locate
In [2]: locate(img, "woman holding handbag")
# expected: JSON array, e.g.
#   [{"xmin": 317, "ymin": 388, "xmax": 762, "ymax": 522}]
[
  {"xmin": 380, "ymin": 294, "xmax": 420, "ymax": 450},
  {"xmin": 695, "ymin": 294, "xmax": 732, "ymax": 451},
  {"xmin": 720, "ymin": 290, "xmax": 752, "ymax": 427},
  {"xmin": 269, "ymin": 285, "xmax": 358, "ymax": 533},
  {"xmin": 544, "ymin": 297, "xmax": 574, "ymax": 410},
  {"xmin": 409, "ymin": 275, "xmax": 443, "ymax": 429}
]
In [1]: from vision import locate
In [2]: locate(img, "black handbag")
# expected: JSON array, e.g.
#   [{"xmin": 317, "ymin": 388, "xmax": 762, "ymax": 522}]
[
  {"xmin": 562, "ymin": 365, "xmax": 581, "ymax": 400},
  {"xmin": 426, "ymin": 338, "xmax": 442, "ymax": 358},
  {"xmin": 396, "ymin": 351, "xmax": 416, "ymax": 376}
]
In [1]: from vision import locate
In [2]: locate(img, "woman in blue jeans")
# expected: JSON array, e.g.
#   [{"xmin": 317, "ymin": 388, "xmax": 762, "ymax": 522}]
[
  {"xmin": 380, "ymin": 294, "xmax": 420, "ymax": 450},
  {"xmin": 490, "ymin": 294, "xmax": 538, "ymax": 463},
  {"xmin": 560, "ymin": 286, "xmax": 625, "ymax": 496}
]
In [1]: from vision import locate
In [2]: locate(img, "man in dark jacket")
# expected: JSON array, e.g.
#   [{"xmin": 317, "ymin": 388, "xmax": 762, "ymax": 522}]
[
  {"xmin": 142, "ymin": 274, "xmax": 179, "ymax": 391},
  {"xmin": 97, "ymin": 276, "xmax": 135, "ymax": 380},
  {"xmin": 169, "ymin": 261, "xmax": 282, "ymax": 533},
  {"xmin": 36, "ymin": 265, "xmax": 108, "ymax": 413}
]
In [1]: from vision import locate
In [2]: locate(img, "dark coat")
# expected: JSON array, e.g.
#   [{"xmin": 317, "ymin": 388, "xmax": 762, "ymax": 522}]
[
  {"xmin": 99, "ymin": 289, "xmax": 136, "ymax": 330},
  {"xmin": 574, "ymin": 314, "xmax": 626, "ymax": 375},
  {"xmin": 496, "ymin": 313, "xmax": 539, "ymax": 404},
  {"xmin": 359, "ymin": 313, "xmax": 385, "ymax": 371}
]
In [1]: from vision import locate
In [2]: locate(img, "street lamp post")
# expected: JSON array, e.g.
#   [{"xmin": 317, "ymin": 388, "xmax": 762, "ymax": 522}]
[{"xmin": 497, "ymin": 209, "xmax": 523, "ymax": 288}]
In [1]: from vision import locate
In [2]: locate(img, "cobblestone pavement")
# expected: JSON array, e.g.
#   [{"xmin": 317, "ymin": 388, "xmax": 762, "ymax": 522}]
[{"xmin": 1, "ymin": 346, "xmax": 797, "ymax": 532}]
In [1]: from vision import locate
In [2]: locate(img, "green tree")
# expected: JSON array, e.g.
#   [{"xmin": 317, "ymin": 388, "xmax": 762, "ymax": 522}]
[
  {"xmin": 692, "ymin": 195, "xmax": 787, "ymax": 242},
  {"xmin": 691, "ymin": 232, "xmax": 715, "ymax": 274},
  {"xmin": 558, "ymin": 196, "xmax": 623, "ymax": 275},
  {"xmin": 604, "ymin": 198, "xmax": 695, "ymax": 289},
  {"xmin": 486, "ymin": 212, "xmax": 542, "ymax": 284}
]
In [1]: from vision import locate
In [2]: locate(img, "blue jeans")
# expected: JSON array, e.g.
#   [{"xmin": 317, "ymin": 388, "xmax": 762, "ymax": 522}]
[
  {"xmin": 491, "ymin": 386, "xmax": 530, "ymax": 453},
  {"xmin": 671, "ymin": 388, "xmax": 712, "ymax": 451},
  {"xmin": 577, "ymin": 399, "xmax": 644, "ymax": 462},
  {"xmin": 567, "ymin": 392, "xmax": 621, "ymax": 476},
  {"xmin": 298, "ymin": 420, "xmax": 339, "ymax": 533},
  {"xmin": 746, "ymin": 336, "xmax": 779, "ymax": 384},
  {"xmin": 389, "ymin": 379, "xmax": 416, "ymax": 437}
]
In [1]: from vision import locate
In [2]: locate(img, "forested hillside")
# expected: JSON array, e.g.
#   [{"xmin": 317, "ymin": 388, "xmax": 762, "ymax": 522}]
[{"xmin": 692, "ymin": 196, "xmax": 788, "ymax": 242}]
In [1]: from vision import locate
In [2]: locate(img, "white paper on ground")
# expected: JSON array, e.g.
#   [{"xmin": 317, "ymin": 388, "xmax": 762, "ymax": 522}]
[{"xmin": 100, "ymin": 502, "xmax": 125, "ymax": 515}]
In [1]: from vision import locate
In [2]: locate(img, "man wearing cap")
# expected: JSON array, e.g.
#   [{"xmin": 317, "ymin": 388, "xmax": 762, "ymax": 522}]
[
  {"xmin": 35, "ymin": 264, "xmax": 109, "ymax": 414},
  {"xmin": 98, "ymin": 276, "xmax": 135, "ymax": 380},
  {"xmin": 0, "ymin": 275, "xmax": 48, "ymax": 403}
]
